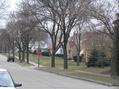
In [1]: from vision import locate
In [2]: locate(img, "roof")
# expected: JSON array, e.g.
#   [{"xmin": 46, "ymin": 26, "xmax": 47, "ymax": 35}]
[{"xmin": 0, "ymin": 69, "xmax": 7, "ymax": 72}]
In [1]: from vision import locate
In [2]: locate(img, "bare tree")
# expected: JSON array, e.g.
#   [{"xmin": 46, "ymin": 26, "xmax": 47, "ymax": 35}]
[
  {"xmin": 0, "ymin": 0, "xmax": 6, "ymax": 19},
  {"xmin": 74, "ymin": 19, "xmax": 85, "ymax": 66},
  {"xmin": 6, "ymin": 1, "xmax": 39, "ymax": 63},
  {"xmin": 16, "ymin": 19, "xmax": 37, "ymax": 63},
  {"xmin": 88, "ymin": 0, "xmax": 119, "ymax": 76},
  {"xmin": 24, "ymin": 0, "xmax": 93, "ymax": 69},
  {"xmin": 39, "ymin": 0, "xmax": 93, "ymax": 69},
  {"xmin": 6, "ymin": 21, "xmax": 17, "ymax": 59},
  {"xmin": 7, "ymin": 8, "xmax": 38, "ymax": 63},
  {"xmin": 21, "ymin": 0, "xmax": 64, "ymax": 67},
  {"xmin": 0, "ymin": 29, "xmax": 10, "ymax": 53}
]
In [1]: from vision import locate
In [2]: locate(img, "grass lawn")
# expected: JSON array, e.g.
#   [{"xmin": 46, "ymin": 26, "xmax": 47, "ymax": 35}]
[
  {"xmin": 29, "ymin": 54, "xmax": 110, "ymax": 74},
  {"xmin": 22, "ymin": 54, "xmax": 119, "ymax": 85}
]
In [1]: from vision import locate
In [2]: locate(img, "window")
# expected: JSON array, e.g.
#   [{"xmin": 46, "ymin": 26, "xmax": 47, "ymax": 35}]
[{"xmin": 0, "ymin": 71, "xmax": 14, "ymax": 87}]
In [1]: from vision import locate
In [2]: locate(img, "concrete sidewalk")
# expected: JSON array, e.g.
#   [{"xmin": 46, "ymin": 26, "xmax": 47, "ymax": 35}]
[{"xmin": 15, "ymin": 56, "xmax": 43, "ymax": 67}]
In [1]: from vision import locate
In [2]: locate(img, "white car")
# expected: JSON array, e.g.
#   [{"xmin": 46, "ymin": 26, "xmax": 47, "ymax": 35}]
[{"xmin": 0, "ymin": 69, "xmax": 22, "ymax": 89}]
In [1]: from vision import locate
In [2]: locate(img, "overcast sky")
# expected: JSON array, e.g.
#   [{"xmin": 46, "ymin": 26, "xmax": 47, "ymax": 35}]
[
  {"xmin": 7, "ymin": 0, "xmax": 20, "ymax": 11},
  {"xmin": 0, "ymin": 0, "xmax": 20, "ymax": 28},
  {"xmin": 0, "ymin": 0, "xmax": 117, "ymax": 29}
]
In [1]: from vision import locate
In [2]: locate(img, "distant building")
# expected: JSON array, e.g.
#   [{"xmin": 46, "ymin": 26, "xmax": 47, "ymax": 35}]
[
  {"xmin": 67, "ymin": 31, "xmax": 113, "ymax": 62},
  {"xmin": 29, "ymin": 31, "xmax": 52, "ymax": 52}
]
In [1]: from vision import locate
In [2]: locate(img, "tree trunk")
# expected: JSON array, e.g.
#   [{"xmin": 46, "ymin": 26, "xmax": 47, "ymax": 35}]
[
  {"xmin": 63, "ymin": 42, "xmax": 68, "ymax": 69},
  {"xmin": 26, "ymin": 33, "xmax": 30, "ymax": 64},
  {"xmin": 12, "ymin": 46, "xmax": 15, "ymax": 59},
  {"xmin": 18, "ymin": 51, "xmax": 21, "ymax": 61},
  {"xmin": 8, "ymin": 45, "xmax": 10, "ymax": 57},
  {"xmin": 22, "ymin": 46, "xmax": 25, "ymax": 62},
  {"xmin": 26, "ymin": 44, "xmax": 29, "ymax": 64},
  {"xmin": 51, "ymin": 45, "xmax": 55, "ymax": 67},
  {"xmin": 22, "ymin": 51, "xmax": 25, "ymax": 62},
  {"xmin": 111, "ymin": 33, "xmax": 119, "ymax": 77},
  {"xmin": 12, "ymin": 47, "xmax": 15, "ymax": 62},
  {"xmin": 77, "ymin": 52, "xmax": 80, "ymax": 66},
  {"xmin": 18, "ymin": 44, "xmax": 22, "ymax": 62},
  {"xmin": 77, "ymin": 34, "xmax": 81, "ymax": 66},
  {"xmin": 18, "ymin": 45, "xmax": 22, "ymax": 61}
]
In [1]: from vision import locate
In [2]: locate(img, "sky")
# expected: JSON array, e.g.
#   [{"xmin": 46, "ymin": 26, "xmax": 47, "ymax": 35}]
[
  {"xmin": 0, "ymin": 0, "xmax": 20, "ymax": 28},
  {"xmin": 0, "ymin": 0, "xmax": 117, "ymax": 29},
  {"xmin": 7, "ymin": 0, "xmax": 19, "ymax": 11}
]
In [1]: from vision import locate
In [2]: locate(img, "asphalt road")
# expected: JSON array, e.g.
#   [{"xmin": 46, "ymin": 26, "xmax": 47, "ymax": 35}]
[{"xmin": 0, "ymin": 55, "xmax": 118, "ymax": 89}]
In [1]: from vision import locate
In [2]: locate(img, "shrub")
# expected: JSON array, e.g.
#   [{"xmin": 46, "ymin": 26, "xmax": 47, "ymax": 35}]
[
  {"xmin": 86, "ymin": 48, "xmax": 99, "ymax": 67},
  {"xmin": 95, "ymin": 52, "xmax": 105, "ymax": 67},
  {"xmin": 86, "ymin": 49, "xmax": 110, "ymax": 68},
  {"xmin": 42, "ymin": 51, "xmax": 50, "ymax": 56},
  {"xmin": 73, "ymin": 56, "xmax": 77, "ymax": 62}
]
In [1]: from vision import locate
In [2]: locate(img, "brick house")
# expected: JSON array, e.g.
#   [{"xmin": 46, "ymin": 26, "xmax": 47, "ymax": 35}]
[{"xmin": 67, "ymin": 31, "xmax": 112, "ymax": 62}]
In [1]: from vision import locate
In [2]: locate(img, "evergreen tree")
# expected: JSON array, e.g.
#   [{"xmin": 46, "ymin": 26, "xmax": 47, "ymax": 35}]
[
  {"xmin": 87, "ymin": 48, "xmax": 109, "ymax": 67},
  {"xmin": 86, "ymin": 48, "xmax": 99, "ymax": 67},
  {"xmin": 95, "ymin": 52, "xmax": 106, "ymax": 68}
]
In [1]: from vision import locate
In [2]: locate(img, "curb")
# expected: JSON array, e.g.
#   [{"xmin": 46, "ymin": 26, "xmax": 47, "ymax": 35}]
[
  {"xmin": 61, "ymin": 74, "xmax": 119, "ymax": 86},
  {"xmin": 37, "ymin": 68, "xmax": 113, "ymax": 87},
  {"xmin": 61, "ymin": 74, "xmax": 112, "ymax": 86}
]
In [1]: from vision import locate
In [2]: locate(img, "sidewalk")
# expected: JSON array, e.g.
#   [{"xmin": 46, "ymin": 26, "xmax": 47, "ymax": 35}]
[{"xmin": 15, "ymin": 56, "xmax": 44, "ymax": 67}]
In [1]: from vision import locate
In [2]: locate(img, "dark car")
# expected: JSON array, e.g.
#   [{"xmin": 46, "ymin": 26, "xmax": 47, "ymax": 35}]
[
  {"xmin": 7, "ymin": 56, "xmax": 15, "ymax": 62},
  {"xmin": 39, "ymin": 48, "xmax": 51, "ymax": 56}
]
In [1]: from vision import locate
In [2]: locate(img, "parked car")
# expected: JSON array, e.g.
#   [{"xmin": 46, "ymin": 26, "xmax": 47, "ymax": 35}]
[
  {"xmin": 7, "ymin": 56, "xmax": 15, "ymax": 62},
  {"xmin": 33, "ymin": 48, "xmax": 51, "ymax": 56},
  {"xmin": 41, "ymin": 50, "xmax": 50, "ymax": 56},
  {"xmin": 0, "ymin": 69, "xmax": 22, "ymax": 89},
  {"xmin": 38, "ymin": 48, "xmax": 51, "ymax": 56}
]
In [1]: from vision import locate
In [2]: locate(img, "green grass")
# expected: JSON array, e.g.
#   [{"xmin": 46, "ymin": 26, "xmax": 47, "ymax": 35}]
[
  {"xmin": 19, "ymin": 54, "xmax": 119, "ymax": 85},
  {"xmin": 29, "ymin": 54, "xmax": 110, "ymax": 74}
]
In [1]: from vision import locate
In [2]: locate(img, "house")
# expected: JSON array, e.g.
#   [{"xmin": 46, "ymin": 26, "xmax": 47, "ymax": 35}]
[
  {"xmin": 67, "ymin": 31, "xmax": 113, "ymax": 62},
  {"xmin": 29, "ymin": 31, "xmax": 52, "ymax": 53}
]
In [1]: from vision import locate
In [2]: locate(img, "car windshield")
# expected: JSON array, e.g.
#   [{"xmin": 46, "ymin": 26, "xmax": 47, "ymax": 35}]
[{"xmin": 0, "ymin": 71, "xmax": 14, "ymax": 87}]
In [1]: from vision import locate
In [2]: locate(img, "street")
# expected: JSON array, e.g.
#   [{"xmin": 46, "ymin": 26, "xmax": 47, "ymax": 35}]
[{"xmin": 0, "ymin": 55, "xmax": 118, "ymax": 89}]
